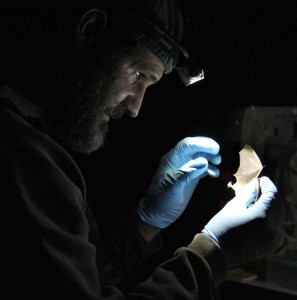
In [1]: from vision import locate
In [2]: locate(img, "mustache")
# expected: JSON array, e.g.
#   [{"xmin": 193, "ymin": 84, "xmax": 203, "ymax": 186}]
[{"xmin": 105, "ymin": 104, "xmax": 125, "ymax": 120}]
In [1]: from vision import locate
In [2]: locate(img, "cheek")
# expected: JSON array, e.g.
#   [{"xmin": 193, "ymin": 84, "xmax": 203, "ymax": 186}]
[{"xmin": 107, "ymin": 80, "xmax": 131, "ymax": 104}]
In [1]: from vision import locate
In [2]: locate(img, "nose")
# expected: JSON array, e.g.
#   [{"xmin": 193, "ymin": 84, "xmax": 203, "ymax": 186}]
[{"xmin": 122, "ymin": 86, "xmax": 146, "ymax": 118}]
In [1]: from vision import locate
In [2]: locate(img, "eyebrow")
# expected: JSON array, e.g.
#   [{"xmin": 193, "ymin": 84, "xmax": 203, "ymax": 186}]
[
  {"xmin": 132, "ymin": 59, "xmax": 163, "ymax": 84},
  {"xmin": 147, "ymin": 70, "xmax": 159, "ymax": 84},
  {"xmin": 145, "ymin": 65, "xmax": 164, "ymax": 84}
]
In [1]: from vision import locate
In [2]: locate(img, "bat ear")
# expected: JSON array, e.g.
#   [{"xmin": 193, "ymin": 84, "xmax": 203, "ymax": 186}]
[{"xmin": 75, "ymin": 8, "xmax": 107, "ymax": 46}]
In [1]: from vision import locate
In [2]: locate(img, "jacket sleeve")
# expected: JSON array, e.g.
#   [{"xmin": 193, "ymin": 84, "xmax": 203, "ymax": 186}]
[
  {"xmin": 126, "ymin": 247, "xmax": 220, "ymax": 299},
  {"xmin": 86, "ymin": 205, "xmax": 162, "ymax": 285},
  {"xmin": 0, "ymin": 105, "xmax": 219, "ymax": 299}
]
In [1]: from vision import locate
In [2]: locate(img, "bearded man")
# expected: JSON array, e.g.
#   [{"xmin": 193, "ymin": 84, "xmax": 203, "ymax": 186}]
[{"xmin": 0, "ymin": 1, "xmax": 278, "ymax": 299}]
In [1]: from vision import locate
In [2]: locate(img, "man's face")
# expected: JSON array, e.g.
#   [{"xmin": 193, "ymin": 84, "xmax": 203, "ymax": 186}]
[{"xmin": 50, "ymin": 47, "xmax": 164, "ymax": 154}]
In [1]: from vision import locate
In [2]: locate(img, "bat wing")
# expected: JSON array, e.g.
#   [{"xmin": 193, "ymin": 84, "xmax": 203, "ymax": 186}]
[{"xmin": 229, "ymin": 144, "xmax": 263, "ymax": 195}]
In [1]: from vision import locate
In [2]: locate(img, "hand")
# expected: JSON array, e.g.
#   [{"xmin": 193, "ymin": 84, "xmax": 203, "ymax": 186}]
[
  {"xmin": 137, "ymin": 137, "xmax": 221, "ymax": 228},
  {"xmin": 202, "ymin": 176, "xmax": 278, "ymax": 269}
]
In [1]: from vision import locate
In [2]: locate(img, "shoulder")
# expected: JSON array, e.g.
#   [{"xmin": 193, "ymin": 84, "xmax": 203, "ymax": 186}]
[{"xmin": 0, "ymin": 102, "xmax": 86, "ymax": 203}]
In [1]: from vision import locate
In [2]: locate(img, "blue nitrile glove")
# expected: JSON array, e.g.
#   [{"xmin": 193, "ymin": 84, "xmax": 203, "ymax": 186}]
[
  {"xmin": 137, "ymin": 137, "xmax": 221, "ymax": 228},
  {"xmin": 202, "ymin": 176, "xmax": 278, "ymax": 269}
]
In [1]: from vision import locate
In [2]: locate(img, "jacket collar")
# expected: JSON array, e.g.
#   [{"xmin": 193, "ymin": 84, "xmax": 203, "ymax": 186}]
[{"xmin": 0, "ymin": 85, "xmax": 43, "ymax": 120}]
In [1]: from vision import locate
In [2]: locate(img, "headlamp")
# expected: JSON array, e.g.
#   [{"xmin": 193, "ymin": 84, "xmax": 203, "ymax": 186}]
[{"xmin": 108, "ymin": 8, "xmax": 204, "ymax": 86}]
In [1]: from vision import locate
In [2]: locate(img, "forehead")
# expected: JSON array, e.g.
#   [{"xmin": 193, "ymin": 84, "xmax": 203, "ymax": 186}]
[{"xmin": 118, "ymin": 48, "xmax": 165, "ymax": 77}]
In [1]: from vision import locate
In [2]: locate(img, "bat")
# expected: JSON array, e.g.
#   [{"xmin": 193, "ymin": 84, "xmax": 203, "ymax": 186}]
[{"xmin": 228, "ymin": 144, "xmax": 263, "ymax": 206}]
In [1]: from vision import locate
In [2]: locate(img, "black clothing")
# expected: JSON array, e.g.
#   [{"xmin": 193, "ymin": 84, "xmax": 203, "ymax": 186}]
[{"xmin": 0, "ymin": 86, "xmax": 218, "ymax": 299}]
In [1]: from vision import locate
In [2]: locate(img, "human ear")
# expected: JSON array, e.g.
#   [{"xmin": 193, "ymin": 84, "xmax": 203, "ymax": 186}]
[{"xmin": 75, "ymin": 8, "xmax": 107, "ymax": 46}]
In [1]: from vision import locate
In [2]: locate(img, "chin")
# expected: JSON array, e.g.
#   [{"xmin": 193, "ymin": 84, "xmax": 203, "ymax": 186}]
[
  {"xmin": 67, "ymin": 136, "xmax": 105, "ymax": 154},
  {"xmin": 67, "ymin": 125, "xmax": 108, "ymax": 154}
]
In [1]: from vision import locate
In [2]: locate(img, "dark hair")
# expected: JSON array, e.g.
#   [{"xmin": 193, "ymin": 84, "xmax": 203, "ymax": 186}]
[
  {"xmin": 0, "ymin": 0, "xmax": 186, "ymax": 85},
  {"xmin": 100, "ymin": 0, "xmax": 184, "ymax": 74}
]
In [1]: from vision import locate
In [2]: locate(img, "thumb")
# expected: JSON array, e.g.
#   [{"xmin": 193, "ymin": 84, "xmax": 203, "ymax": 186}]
[{"xmin": 179, "ymin": 157, "xmax": 208, "ymax": 182}]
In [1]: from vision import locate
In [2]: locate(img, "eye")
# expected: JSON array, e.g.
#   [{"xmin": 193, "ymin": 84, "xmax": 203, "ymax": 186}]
[{"xmin": 135, "ymin": 71, "xmax": 144, "ymax": 81}]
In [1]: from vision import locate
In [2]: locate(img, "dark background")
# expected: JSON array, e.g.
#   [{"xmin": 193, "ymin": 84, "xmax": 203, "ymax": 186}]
[
  {"xmin": 75, "ymin": 1, "xmax": 297, "ymax": 298},
  {"xmin": 0, "ymin": 0, "xmax": 296, "ymax": 298}
]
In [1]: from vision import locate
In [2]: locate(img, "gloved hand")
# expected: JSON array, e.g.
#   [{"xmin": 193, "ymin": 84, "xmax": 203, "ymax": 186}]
[
  {"xmin": 202, "ymin": 176, "xmax": 278, "ymax": 269},
  {"xmin": 137, "ymin": 137, "xmax": 221, "ymax": 228}
]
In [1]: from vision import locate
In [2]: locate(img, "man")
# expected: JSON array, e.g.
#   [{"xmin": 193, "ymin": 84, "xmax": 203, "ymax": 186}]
[{"xmin": 0, "ymin": 0, "xmax": 278, "ymax": 299}]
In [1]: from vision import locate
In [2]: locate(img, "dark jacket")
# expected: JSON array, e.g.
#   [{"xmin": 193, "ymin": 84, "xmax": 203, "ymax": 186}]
[{"xmin": 0, "ymin": 86, "xmax": 218, "ymax": 299}]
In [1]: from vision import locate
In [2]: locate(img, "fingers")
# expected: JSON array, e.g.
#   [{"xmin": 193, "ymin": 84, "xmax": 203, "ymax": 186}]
[
  {"xmin": 179, "ymin": 157, "xmax": 220, "ymax": 182},
  {"xmin": 259, "ymin": 176, "xmax": 278, "ymax": 195},
  {"xmin": 193, "ymin": 152, "xmax": 222, "ymax": 165},
  {"xmin": 180, "ymin": 157, "xmax": 208, "ymax": 173},
  {"xmin": 254, "ymin": 176, "xmax": 278, "ymax": 207},
  {"xmin": 205, "ymin": 164, "xmax": 220, "ymax": 178},
  {"xmin": 226, "ymin": 177, "xmax": 278, "ymax": 212},
  {"xmin": 176, "ymin": 137, "xmax": 220, "ymax": 157},
  {"xmin": 161, "ymin": 136, "xmax": 221, "ymax": 177}
]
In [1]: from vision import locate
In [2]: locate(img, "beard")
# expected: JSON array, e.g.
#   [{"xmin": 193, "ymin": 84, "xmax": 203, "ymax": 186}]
[{"xmin": 48, "ymin": 55, "xmax": 125, "ymax": 154}]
